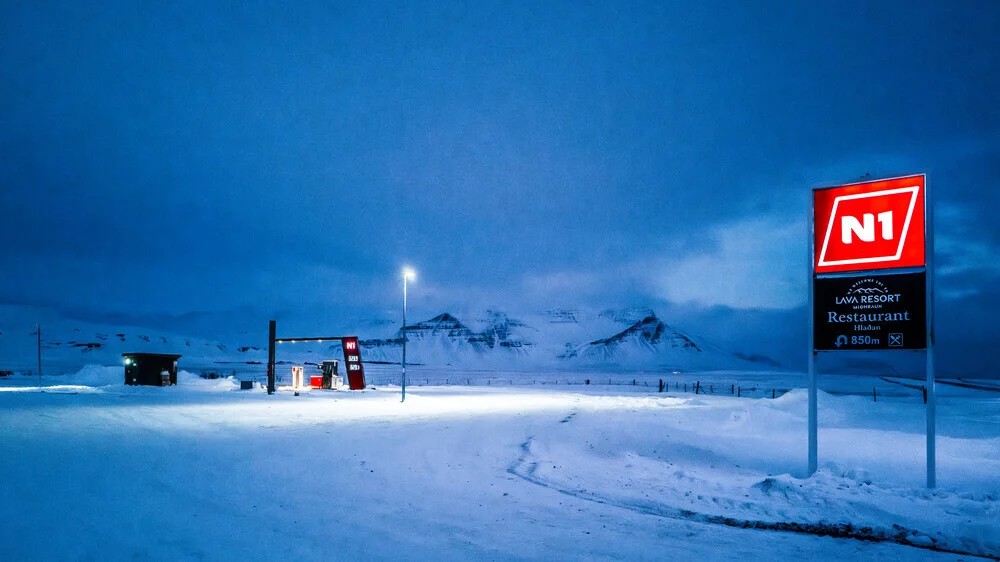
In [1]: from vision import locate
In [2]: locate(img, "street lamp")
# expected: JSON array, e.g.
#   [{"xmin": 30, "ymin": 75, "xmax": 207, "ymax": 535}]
[{"xmin": 401, "ymin": 267, "xmax": 416, "ymax": 402}]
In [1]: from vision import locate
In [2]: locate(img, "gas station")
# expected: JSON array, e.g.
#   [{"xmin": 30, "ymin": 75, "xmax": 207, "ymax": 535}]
[{"xmin": 264, "ymin": 320, "xmax": 367, "ymax": 394}]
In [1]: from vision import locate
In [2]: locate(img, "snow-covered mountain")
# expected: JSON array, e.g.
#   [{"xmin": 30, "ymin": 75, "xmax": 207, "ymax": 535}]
[
  {"xmin": 565, "ymin": 314, "xmax": 699, "ymax": 360},
  {"xmin": 0, "ymin": 304, "xmax": 778, "ymax": 374},
  {"xmin": 360, "ymin": 311, "xmax": 537, "ymax": 367},
  {"xmin": 356, "ymin": 309, "xmax": 769, "ymax": 371}
]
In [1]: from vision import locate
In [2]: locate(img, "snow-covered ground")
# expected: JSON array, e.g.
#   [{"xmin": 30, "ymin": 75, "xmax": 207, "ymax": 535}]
[{"xmin": 1, "ymin": 367, "xmax": 997, "ymax": 560}]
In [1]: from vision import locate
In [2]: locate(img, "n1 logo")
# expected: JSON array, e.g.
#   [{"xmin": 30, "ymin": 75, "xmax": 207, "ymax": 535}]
[
  {"xmin": 841, "ymin": 211, "xmax": 893, "ymax": 244},
  {"xmin": 814, "ymin": 175, "xmax": 925, "ymax": 274}
]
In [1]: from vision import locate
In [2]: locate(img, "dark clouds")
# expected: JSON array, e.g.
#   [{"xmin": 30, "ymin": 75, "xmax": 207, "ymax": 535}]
[{"xmin": 1, "ymin": 1, "xmax": 998, "ymax": 370}]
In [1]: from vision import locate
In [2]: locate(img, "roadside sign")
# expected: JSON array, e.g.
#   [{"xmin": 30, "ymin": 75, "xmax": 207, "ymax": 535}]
[
  {"xmin": 808, "ymin": 173, "xmax": 935, "ymax": 488},
  {"xmin": 813, "ymin": 272, "xmax": 926, "ymax": 350},
  {"xmin": 341, "ymin": 337, "xmax": 366, "ymax": 390},
  {"xmin": 814, "ymin": 175, "xmax": 925, "ymax": 274}
]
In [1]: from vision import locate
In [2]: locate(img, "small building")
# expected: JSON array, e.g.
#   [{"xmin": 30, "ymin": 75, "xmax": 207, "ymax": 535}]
[{"xmin": 123, "ymin": 353, "xmax": 181, "ymax": 386}]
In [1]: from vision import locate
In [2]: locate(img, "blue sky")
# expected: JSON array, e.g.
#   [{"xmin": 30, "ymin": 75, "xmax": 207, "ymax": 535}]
[{"xmin": 2, "ymin": 1, "xmax": 998, "ymax": 369}]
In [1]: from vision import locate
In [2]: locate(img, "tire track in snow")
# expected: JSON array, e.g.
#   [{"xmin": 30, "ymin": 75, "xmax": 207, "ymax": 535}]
[{"xmin": 508, "ymin": 437, "xmax": 999, "ymax": 560}]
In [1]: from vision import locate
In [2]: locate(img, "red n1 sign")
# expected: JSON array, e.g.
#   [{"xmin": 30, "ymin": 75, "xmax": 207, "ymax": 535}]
[
  {"xmin": 341, "ymin": 336, "xmax": 366, "ymax": 390},
  {"xmin": 814, "ymin": 175, "xmax": 925, "ymax": 274}
]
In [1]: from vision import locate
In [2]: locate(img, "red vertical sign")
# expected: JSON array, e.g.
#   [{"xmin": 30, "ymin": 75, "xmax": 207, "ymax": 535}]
[{"xmin": 341, "ymin": 337, "xmax": 366, "ymax": 390}]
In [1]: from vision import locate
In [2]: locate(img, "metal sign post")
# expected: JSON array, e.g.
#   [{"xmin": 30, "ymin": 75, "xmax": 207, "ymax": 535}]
[
  {"xmin": 925, "ymin": 179, "xmax": 936, "ymax": 489},
  {"xmin": 808, "ymin": 208, "xmax": 817, "ymax": 476},
  {"xmin": 267, "ymin": 320, "xmax": 276, "ymax": 395},
  {"xmin": 808, "ymin": 174, "xmax": 933, "ymax": 488}
]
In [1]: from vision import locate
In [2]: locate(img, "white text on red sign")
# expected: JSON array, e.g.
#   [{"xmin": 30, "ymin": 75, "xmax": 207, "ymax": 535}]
[{"xmin": 817, "ymin": 186, "xmax": 921, "ymax": 270}]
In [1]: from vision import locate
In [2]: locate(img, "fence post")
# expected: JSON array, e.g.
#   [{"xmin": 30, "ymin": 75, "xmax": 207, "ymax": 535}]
[{"xmin": 695, "ymin": 381, "xmax": 701, "ymax": 395}]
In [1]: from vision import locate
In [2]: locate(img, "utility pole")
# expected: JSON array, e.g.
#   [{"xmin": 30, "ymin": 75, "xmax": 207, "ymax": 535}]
[{"xmin": 36, "ymin": 324, "xmax": 42, "ymax": 382}]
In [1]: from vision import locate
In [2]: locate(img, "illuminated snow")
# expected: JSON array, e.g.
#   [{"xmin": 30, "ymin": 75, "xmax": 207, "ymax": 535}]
[{"xmin": 1, "ymin": 366, "xmax": 997, "ymax": 560}]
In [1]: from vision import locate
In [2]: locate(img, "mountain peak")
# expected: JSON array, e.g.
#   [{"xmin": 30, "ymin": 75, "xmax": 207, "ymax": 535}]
[
  {"xmin": 430, "ymin": 312, "xmax": 460, "ymax": 324},
  {"xmin": 558, "ymin": 311, "xmax": 709, "ymax": 365},
  {"xmin": 406, "ymin": 313, "xmax": 465, "ymax": 332},
  {"xmin": 598, "ymin": 307, "xmax": 657, "ymax": 325},
  {"xmin": 589, "ymin": 313, "xmax": 674, "ymax": 347}
]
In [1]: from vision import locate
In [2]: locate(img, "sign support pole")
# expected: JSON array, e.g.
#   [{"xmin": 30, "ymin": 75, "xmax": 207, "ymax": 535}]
[
  {"xmin": 808, "ymin": 203, "xmax": 817, "ymax": 476},
  {"xmin": 925, "ymin": 179, "xmax": 936, "ymax": 489}
]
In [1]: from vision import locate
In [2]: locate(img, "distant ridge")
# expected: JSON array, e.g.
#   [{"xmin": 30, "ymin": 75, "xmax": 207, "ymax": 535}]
[{"xmin": 0, "ymin": 304, "xmax": 779, "ymax": 374}]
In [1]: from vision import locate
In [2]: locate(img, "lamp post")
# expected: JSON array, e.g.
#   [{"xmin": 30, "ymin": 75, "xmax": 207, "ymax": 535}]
[{"xmin": 401, "ymin": 268, "xmax": 415, "ymax": 402}]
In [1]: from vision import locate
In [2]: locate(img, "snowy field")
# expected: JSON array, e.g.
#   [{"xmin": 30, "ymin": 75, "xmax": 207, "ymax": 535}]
[{"xmin": 1, "ymin": 368, "xmax": 998, "ymax": 561}]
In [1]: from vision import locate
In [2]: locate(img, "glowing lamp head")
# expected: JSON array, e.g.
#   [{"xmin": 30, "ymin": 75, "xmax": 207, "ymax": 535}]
[
  {"xmin": 124, "ymin": 357, "xmax": 132, "ymax": 365},
  {"xmin": 403, "ymin": 268, "xmax": 416, "ymax": 281}
]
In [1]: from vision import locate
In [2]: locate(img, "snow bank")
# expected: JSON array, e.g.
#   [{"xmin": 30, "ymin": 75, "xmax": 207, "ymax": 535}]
[
  {"xmin": 64, "ymin": 364, "xmax": 123, "ymax": 387},
  {"xmin": 175, "ymin": 370, "xmax": 240, "ymax": 391},
  {"xmin": 513, "ymin": 389, "xmax": 1000, "ymax": 557},
  {"xmin": 33, "ymin": 365, "xmax": 241, "ymax": 391}
]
